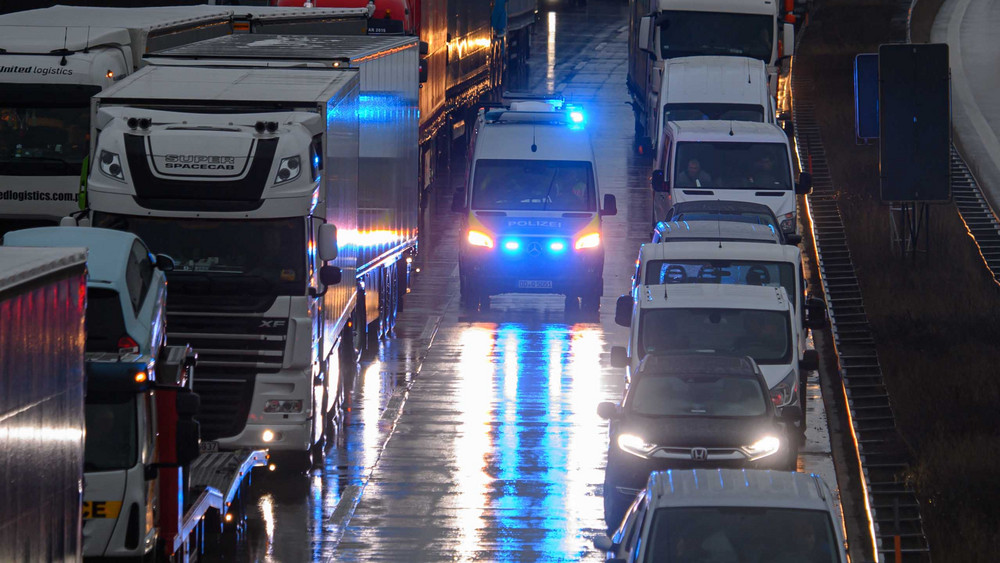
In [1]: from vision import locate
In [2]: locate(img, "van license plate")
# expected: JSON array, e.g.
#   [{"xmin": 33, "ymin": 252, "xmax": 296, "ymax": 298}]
[
  {"xmin": 200, "ymin": 441, "xmax": 219, "ymax": 453},
  {"xmin": 518, "ymin": 280, "xmax": 553, "ymax": 289}
]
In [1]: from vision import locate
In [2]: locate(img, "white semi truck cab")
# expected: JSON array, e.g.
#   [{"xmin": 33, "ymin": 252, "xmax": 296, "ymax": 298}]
[{"xmin": 87, "ymin": 65, "xmax": 360, "ymax": 472}]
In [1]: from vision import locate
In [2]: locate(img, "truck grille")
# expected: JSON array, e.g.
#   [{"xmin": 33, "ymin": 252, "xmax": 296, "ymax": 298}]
[{"xmin": 167, "ymin": 312, "xmax": 287, "ymax": 440}]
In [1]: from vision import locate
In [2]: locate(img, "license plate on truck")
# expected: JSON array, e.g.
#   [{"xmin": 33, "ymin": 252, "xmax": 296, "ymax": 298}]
[
  {"xmin": 200, "ymin": 440, "xmax": 219, "ymax": 453},
  {"xmin": 518, "ymin": 280, "xmax": 553, "ymax": 289}
]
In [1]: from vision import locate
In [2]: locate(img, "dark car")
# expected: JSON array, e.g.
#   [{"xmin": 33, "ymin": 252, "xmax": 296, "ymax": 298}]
[
  {"xmin": 598, "ymin": 353, "xmax": 800, "ymax": 530},
  {"xmin": 662, "ymin": 200, "xmax": 802, "ymax": 245}
]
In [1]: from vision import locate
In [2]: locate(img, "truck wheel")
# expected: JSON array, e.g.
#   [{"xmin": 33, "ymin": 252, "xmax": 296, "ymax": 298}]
[
  {"xmin": 581, "ymin": 284, "xmax": 601, "ymax": 314},
  {"xmin": 564, "ymin": 294, "xmax": 580, "ymax": 314}
]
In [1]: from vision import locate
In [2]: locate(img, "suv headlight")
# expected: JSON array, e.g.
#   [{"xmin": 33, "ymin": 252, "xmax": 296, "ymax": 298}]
[
  {"xmin": 741, "ymin": 435, "xmax": 781, "ymax": 461},
  {"xmin": 99, "ymin": 150, "xmax": 125, "ymax": 181},
  {"xmin": 769, "ymin": 370, "xmax": 798, "ymax": 408},
  {"xmin": 780, "ymin": 212, "xmax": 795, "ymax": 234},
  {"xmin": 617, "ymin": 433, "xmax": 658, "ymax": 459},
  {"xmin": 275, "ymin": 156, "xmax": 302, "ymax": 185}
]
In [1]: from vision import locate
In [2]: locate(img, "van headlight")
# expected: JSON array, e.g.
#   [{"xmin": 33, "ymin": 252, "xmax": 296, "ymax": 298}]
[
  {"xmin": 99, "ymin": 150, "xmax": 125, "ymax": 181},
  {"xmin": 617, "ymin": 433, "xmax": 658, "ymax": 459},
  {"xmin": 275, "ymin": 156, "xmax": 301, "ymax": 185},
  {"xmin": 769, "ymin": 370, "xmax": 798, "ymax": 408},
  {"xmin": 741, "ymin": 435, "xmax": 781, "ymax": 460}
]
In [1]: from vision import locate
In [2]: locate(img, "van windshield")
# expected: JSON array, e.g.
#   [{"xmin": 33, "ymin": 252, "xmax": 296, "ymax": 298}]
[
  {"xmin": 471, "ymin": 159, "xmax": 596, "ymax": 212},
  {"xmin": 644, "ymin": 506, "xmax": 840, "ymax": 563},
  {"xmin": 674, "ymin": 142, "xmax": 790, "ymax": 190},
  {"xmin": 643, "ymin": 260, "xmax": 796, "ymax": 309},
  {"xmin": 664, "ymin": 103, "xmax": 765, "ymax": 123},
  {"xmin": 639, "ymin": 308, "xmax": 791, "ymax": 364},
  {"xmin": 658, "ymin": 11, "xmax": 774, "ymax": 63},
  {"xmin": 86, "ymin": 288, "xmax": 129, "ymax": 353}
]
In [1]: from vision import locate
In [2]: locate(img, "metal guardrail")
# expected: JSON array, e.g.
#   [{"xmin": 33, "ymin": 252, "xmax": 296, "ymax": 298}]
[
  {"xmin": 791, "ymin": 76, "xmax": 932, "ymax": 561},
  {"xmin": 950, "ymin": 147, "xmax": 1000, "ymax": 283}
]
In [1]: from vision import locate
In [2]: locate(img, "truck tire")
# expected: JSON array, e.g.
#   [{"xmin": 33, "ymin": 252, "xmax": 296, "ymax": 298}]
[{"xmin": 581, "ymin": 280, "xmax": 602, "ymax": 314}]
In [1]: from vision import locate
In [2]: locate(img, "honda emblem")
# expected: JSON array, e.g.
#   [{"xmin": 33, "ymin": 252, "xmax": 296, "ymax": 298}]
[{"xmin": 690, "ymin": 447, "xmax": 708, "ymax": 461}]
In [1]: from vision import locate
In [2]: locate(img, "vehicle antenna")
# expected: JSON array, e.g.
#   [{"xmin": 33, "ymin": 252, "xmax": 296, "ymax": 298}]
[
  {"xmin": 717, "ymin": 219, "xmax": 722, "ymax": 249},
  {"xmin": 729, "ymin": 121, "xmax": 734, "ymax": 136},
  {"xmin": 84, "ymin": 26, "xmax": 91, "ymax": 53},
  {"xmin": 59, "ymin": 27, "xmax": 68, "ymax": 66},
  {"xmin": 747, "ymin": 58, "xmax": 751, "ymax": 83},
  {"xmin": 531, "ymin": 125, "xmax": 538, "ymax": 153}
]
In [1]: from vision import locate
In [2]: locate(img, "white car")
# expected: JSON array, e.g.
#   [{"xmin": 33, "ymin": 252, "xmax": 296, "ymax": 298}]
[
  {"xmin": 3, "ymin": 226, "xmax": 171, "ymax": 356},
  {"xmin": 596, "ymin": 468, "xmax": 849, "ymax": 563}
]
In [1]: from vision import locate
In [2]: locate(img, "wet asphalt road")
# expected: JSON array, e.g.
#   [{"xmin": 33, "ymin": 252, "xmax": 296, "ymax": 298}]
[{"xmin": 236, "ymin": 2, "xmax": 837, "ymax": 561}]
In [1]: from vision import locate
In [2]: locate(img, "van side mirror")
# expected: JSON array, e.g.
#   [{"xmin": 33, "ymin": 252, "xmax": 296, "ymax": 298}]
[
  {"xmin": 796, "ymin": 172, "xmax": 813, "ymax": 195},
  {"xmin": 651, "ymin": 169, "xmax": 667, "ymax": 193},
  {"xmin": 601, "ymin": 194, "xmax": 618, "ymax": 216},
  {"xmin": 320, "ymin": 265, "xmax": 342, "ymax": 286},
  {"xmin": 452, "ymin": 190, "xmax": 467, "ymax": 213},
  {"xmin": 418, "ymin": 58, "xmax": 428, "ymax": 83},
  {"xmin": 805, "ymin": 296, "xmax": 828, "ymax": 329},
  {"xmin": 155, "ymin": 253, "xmax": 175, "ymax": 272},
  {"xmin": 783, "ymin": 233, "xmax": 802, "ymax": 246},
  {"xmin": 419, "ymin": 40, "xmax": 429, "ymax": 55},
  {"xmin": 593, "ymin": 535, "xmax": 615, "ymax": 552},
  {"xmin": 144, "ymin": 464, "xmax": 159, "ymax": 481},
  {"xmin": 597, "ymin": 401, "xmax": 620, "ymax": 420},
  {"xmin": 782, "ymin": 22, "xmax": 795, "ymax": 58},
  {"xmin": 609, "ymin": 346, "xmax": 628, "ymax": 368},
  {"xmin": 318, "ymin": 223, "xmax": 338, "ymax": 262},
  {"xmin": 778, "ymin": 404, "xmax": 802, "ymax": 422},
  {"xmin": 614, "ymin": 295, "xmax": 633, "ymax": 327},
  {"xmin": 638, "ymin": 16, "xmax": 654, "ymax": 55},
  {"xmin": 799, "ymin": 349, "xmax": 819, "ymax": 372}
]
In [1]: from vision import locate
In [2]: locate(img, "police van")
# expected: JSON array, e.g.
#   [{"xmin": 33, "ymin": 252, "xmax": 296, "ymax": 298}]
[{"xmin": 454, "ymin": 96, "xmax": 617, "ymax": 312}]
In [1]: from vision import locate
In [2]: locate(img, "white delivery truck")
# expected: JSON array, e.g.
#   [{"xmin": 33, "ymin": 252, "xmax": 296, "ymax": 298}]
[
  {"xmin": 0, "ymin": 246, "xmax": 87, "ymax": 562},
  {"xmin": 627, "ymin": 0, "xmax": 798, "ymax": 152},
  {"xmin": 610, "ymin": 284, "xmax": 820, "ymax": 428},
  {"xmin": 0, "ymin": 5, "xmax": 370, "ymax": 234},
  {"xmin": 454, "ymin": 96, "xmax": 618, "ymax": 313},
  {"xmin": 650, "ymin": 120, "xmax": 811, "ymax": 230},
  {"xmin": 648, "ymin": 55, "xmax": 774, "ymax": 158},
  {"xmin": 143, "ymin": 33, "xmax": 420, "ymax": 352},
  {"xmin": 84, "ymin": 65, "xmax": 363, "ymax": 473}
]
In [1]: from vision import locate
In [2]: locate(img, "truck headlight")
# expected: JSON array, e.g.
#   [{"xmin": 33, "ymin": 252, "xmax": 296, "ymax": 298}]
[
  {"xmin": 741, "ymin": 435, "xmax": 781, "ymax": 461},
  {"xmin": 275, "ymin": 156, "xmax": 301, "ymax": 185},
  {"xmin": 99, "ymin": 150, "xmax": 124, "ymax": 181},
  {"xmin": 617, "ymin": 433, "xmax": 658, "ymax": 459},
  {"xmin": 769, "ymin": 370, "xmax": 798, "ymax": 408}
]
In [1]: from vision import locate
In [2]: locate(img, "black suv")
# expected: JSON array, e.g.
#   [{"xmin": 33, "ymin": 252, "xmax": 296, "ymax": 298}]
[{"xmin": 599, "ymin": 353, "xmax": 800, "ymax": 531}]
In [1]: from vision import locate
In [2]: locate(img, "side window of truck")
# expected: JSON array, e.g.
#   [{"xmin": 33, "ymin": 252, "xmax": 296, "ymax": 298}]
[{"xmin": 126, "ymin": 240, "xmax": 155, "ymax": 314}]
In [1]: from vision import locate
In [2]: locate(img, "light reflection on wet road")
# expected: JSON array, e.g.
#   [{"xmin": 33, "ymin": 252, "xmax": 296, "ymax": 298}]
[{"xmin": 237, "ymin": 1, "xmax": 835, "ymax": 560}]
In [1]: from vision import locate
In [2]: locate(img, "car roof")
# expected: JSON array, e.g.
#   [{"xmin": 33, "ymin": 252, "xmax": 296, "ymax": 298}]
[
  {"xmin": 654, "ymin": 220, "xmax": 780, "ymax": 243},
  {"xmin": 3, "ymin": 227, "xmax": 141, "ymax": 287},
  {"xmin": 646, "ymin": 469, "xmax": 833, "ymax": 511},
  {"xmin": 636, "ymin": 353, "xmax": 759, "ymax": 377}
]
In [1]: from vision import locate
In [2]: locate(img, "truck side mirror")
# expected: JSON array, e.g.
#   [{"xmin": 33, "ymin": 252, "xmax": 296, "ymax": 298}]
[
  {"xmin": 452, "ymin": 190, "xmax": 467, "ymax": 213},
  {"xmin": 796, "ymin": 172, "xmax": 813, "ymax": 195},
  {"xmin": 419, "ymin": 58, "xmax": 428, "ymax": 83},
  {"xmin": 318, "ymin": 223, "xmax": 338, "ymax": 262},
  {"xmin": 319, "ymin": 265, "xmax": 342, "ymax": 286},
  {"xmin": 638, "ymin": 16, "xmax": 655, "ymax": 55},
  {"xmin": 601, "ymin": 194, "xmax": 618, "ymax": 216},
  {"xmin": 782, "ymin": 22, "xmax": 795, "ymax": 58},
  {"xmin": 651, "ymin": 169, "xmax": 667, "ymax": 193},
  {"xmin": 609, "ymin": 346, "xmax": 628, "ymax": 368},
  {"xmin": 614, "ymin": 295, "xmax": 633, "ymax": 327},
  {"xmin": 799, "ymin": 349, "xmax": 819, "ymax": 372},
  {"xmin": 596, "ymin": 401, "xmax": 620, "ymax": 420},
  {"xmin": 805, "ymin": 296, "xmax": 828, "ymax": 329},
  {"xmin": 155, "ymin": 253, "xmax": 175, "ymax": 272}
]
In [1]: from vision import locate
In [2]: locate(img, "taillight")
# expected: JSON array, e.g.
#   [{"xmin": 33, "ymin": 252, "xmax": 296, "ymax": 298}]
[{"xmin": 118, "ymin": 336, "xmax": 139, "ymax": 354}]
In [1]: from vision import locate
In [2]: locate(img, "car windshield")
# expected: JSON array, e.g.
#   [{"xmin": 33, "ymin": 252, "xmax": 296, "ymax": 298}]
[
  {"xmin": 664, "ymin": 103, "xmax": 765, "ymax": 123},
  {"xmin": 639, "ymin": 308, "xmax": 791, "ymax": 364},
  {"xmin": 471, "ymin": 159, "xmax": 596, "ymax": 211},
  {"xmin": 628, "ymin": 374, "xmax": 767, "ymax": 417},
  {"xmin": 0, "ymin": 84, "xmax": 97, "ymax": 175},
  {"xmin": 674, "ymin": 142, "xmax": 791, "ymax": 190},
  {"xmin": 644, "ymin": 507, "xmax": 841, "ymax": 563},
  {"xmin": 658, "ymin": 11, "xmax": 774, "ymax": 63},
  {"xmin": 84, "ymin": 396, "xmax": 138, "ymax": 472},
  {"xmin": 93, "ymin": 213, "xmax": 306, "ymax": 301},
  {"xmin": 643, "ymin": 260, "xmax": 796, "ymax": 309}
]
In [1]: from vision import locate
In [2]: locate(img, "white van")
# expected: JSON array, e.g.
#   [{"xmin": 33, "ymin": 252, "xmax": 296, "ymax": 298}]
[
  {"xmin": 455, "ymin": 96, "xmax": 618, "ymax": 312},
  {"xmin": 611, "ymin": 284, "xmax": 822, "ymax": 427},
  {"xmin": 596, "ymin": 468, "xmax": 849, "ymax": 563},
  {"xmin": 651, "ymin": 120, "xmax": 811, "ymax": 229},
  {"xmin": 650, "ymin": 55, "xmax": 775, "ymax": 157}
]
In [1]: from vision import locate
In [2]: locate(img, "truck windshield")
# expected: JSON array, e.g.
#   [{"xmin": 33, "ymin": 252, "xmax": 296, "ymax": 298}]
[
  {"xmin": 0, "ymin": 84, "xmax": 97, "ymax": 176},
  {"xmin": 674, "ymin": 142, "xmax": 790, "ymax": 190},
  {"xmin": 658, "ymin": 11, "xmax": 774, "ymax": 63},
  {"xmin": 643, "ymin": 260, "xmax": 796, "ymax": 309},
  {"xmin": 84, "ymin": 396, "xmax": 138, "ymax": 472},
  {"xmin": 639, "ymin": 308, "xmax": 791, "ymax": 364},
  {"xmin": 627, "ymin": 374, "xmax": 767, "ymax": 417},
  {"xmin": 93, "ymin": 213, "xmax": 306, "ymax": 301},
  {"xmin": 664, "ymin": 103, "xmax": 765, "ymax": 123},
  {"xmin": 644, "ymin": 506, "xmax": 840, "ymax": 563},
  {"xmin": 471, "ymin": 159, "xmax": 596, "ymax": 212}
]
